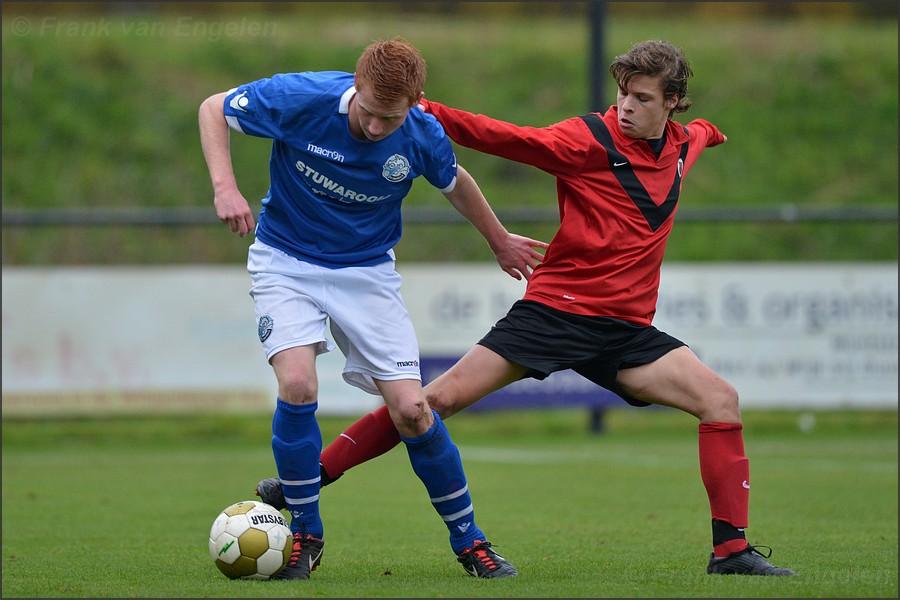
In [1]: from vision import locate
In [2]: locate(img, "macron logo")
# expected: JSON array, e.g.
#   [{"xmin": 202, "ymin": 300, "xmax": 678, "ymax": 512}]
[{"xmin": 307, "ymin": 143, "xmax": 345, "ymax": 163}]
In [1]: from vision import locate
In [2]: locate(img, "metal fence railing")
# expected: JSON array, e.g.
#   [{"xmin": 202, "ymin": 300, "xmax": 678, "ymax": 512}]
[{"xmin": 2, "ymin": 204, "xmax": 897, "ymax": 227}]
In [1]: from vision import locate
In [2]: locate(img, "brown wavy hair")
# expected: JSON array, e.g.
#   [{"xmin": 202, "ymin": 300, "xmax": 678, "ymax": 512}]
[
  {"xmin": 355, "ymin": 37, "xmax": 426, "ymax": 107},
  {"xmin": 609, "ymin": 40, "xmax": 693, "ymax": 115}
]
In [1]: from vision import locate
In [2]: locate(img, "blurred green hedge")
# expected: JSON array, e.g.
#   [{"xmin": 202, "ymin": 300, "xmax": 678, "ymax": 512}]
[{"xmin": 2, "ymin": 4, "xmax": 897, "ymax": 264}]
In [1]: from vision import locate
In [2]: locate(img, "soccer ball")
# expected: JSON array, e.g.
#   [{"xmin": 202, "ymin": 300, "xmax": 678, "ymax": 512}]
[{"xmin": 208, "ymin": 500, "xmax": 292, "ymax": 580}]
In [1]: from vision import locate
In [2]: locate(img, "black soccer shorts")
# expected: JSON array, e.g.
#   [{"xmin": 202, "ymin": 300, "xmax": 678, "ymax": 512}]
[{"xmin": 477, "ymin": 300, "xmax": 687, "ymax": 407}]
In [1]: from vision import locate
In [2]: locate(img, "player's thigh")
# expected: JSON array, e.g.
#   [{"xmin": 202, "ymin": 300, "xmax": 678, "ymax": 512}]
[
  {"xmin": 616, "ymin": 346, "xmax": 738, "ymax": 420},
  {"xmin": 325, "ymin": 263, "xmax": 421, "ymax": 393},
  {"xmin": 425, "ymin": 345, "xmax": 527, "ymax": 418},
  {"xmin": 248, "ymin": 246, "xmax": 333, "ymax": 360}
]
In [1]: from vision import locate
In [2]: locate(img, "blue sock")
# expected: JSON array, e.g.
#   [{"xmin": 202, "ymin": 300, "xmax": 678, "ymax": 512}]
[
  {"xmin": 401, "ymin": 410, "xmax": 485, "ymax": 554},
  {"xmin": 271, "ymin": 399, "xmax": 323, "ymax": 538}
]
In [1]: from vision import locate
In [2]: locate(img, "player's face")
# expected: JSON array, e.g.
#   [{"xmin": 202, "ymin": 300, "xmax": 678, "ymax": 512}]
[
  {"xmin": 350, "ymin": 87, "xmax": 414, "ymax": 142},
  {"xmin": 615, "ymin": 74, "xmax": 678, "ymax": 140}
]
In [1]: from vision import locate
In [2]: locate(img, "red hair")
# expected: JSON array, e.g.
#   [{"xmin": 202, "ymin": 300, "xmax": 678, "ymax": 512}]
[{"xmin": 355, "ymin": 37, "xmax": 426, "ymax": 107}]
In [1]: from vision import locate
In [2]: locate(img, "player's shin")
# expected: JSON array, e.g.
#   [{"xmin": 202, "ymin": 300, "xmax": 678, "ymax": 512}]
[
  {"xmin": 401, "ymin": 410, "xmax": 485, "ymax": 554},
  {"xmin": 699, "ymin": 421, "xmax": 751, "ymax": 557},
  {"xmin": 272, "ymin": 399, "xmax": 324, "ymax": 538},
  {"xmin": 319, "ymin": 404, "xmax": 401, "ymax": 482}
]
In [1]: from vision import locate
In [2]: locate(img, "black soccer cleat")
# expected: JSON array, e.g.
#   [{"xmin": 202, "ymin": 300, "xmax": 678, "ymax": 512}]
[
  {"xmin": 457, "ymin": 540, "xmax": 518, "ymax": 578},
  {"xmin": 273, "ymin": 532, "xmax": 324, "ymax": 580},
  {"xmin": 707, "ymin": 544, "xmax": 795, "ymax": 576},
  {"xmin": 256, "ymin": 464, "xmax": 342, "ymax": 511},
  {"xmin": 255, "ymin": 477, "xmax": 287, "ymax": 511}
]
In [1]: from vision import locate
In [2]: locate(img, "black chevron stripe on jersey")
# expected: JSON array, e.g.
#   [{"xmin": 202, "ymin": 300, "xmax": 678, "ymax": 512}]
[{"xmin": 579, "ymin": 113, "xmax": 689, "ymax": 232}]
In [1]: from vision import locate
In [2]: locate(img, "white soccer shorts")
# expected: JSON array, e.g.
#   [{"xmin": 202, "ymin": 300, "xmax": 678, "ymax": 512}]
[{"xmin": 247, "ymin": 240, "xmax": 421, "ymax": 395}]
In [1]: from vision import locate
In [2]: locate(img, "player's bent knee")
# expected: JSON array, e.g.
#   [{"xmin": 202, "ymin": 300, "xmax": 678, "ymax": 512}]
[
  {"xmin": 277, "ymin": 375, "xmax": 318, "ymax": 405},
  {"xmin": 424, "ymin": 374, "xmax": 479, "ymax": 419},
  {"xmin": 388, "ymin": 398, "xmax": 433, "ymax": 435},
  {"xmin": 705, "ymin": 381, "xmax": 741, "ymax": 422},
  {"xmin": 424, "ymin": 388, "xmax": 452, "ymax": 418}
]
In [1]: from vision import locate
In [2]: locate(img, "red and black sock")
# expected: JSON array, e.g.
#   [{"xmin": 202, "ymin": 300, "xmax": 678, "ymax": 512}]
[
  {"xmin": 698, "ymin": 422, "xmax": 751, "ymax": 558},
  {"xmin": 319, "ymin": 404, "xmax": 400, "ymax": 480}
]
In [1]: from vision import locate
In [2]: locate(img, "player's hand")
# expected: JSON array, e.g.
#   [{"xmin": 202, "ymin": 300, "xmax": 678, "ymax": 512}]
[
  {"xmin": 493, "ymin": 232, "xmax": 549, "ymax": 281},
  {"xmin": 213, "ymin": 189, "xmax": 256, "ymax": 237}
]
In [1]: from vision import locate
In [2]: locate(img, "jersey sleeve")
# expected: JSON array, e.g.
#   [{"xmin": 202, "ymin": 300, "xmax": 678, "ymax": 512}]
[
  {"xmin": 414, "ymin": 108, "xmax": 459, "ymax": 193},
  {"xmin": 422, "ymin": 99, "xmax": 590, "ymax": 177},
  {"xmin": 683, "ymin": 118, "xmax": 727, "ymax": 171},
  {"xmin": 223, "ymin": 74, "xmax": 297, "ymax": 140},
  {"xmin": 687, "ymin": 119, "xmax": 726, "ymax": 148}
]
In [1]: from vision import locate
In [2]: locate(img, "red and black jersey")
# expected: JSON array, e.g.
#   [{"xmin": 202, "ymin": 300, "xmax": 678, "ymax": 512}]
[{"xmin": 424, "ymin": 101, "xmax": 726, "ymax": 326}]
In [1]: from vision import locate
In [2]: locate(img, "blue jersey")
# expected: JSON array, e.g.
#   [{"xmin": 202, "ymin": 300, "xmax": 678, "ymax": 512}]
[{"xmin": 223, "ymin": 71, "xmax": 458, "ymax": 268}]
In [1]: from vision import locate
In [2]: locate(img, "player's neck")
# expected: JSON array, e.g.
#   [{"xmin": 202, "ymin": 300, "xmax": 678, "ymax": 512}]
[{"xmin": 347, "ymin": 94, "xmax": 367, "ymax": 141}]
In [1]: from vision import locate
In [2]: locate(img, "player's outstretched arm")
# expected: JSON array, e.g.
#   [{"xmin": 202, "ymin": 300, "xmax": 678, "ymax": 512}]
[
  {"xmin": 443, "ymin": 165, "xmax": 548, "ymax": 281},
  {"xmin": 199, "ymin": 92, "xmax": 256, "ymax": 237}
]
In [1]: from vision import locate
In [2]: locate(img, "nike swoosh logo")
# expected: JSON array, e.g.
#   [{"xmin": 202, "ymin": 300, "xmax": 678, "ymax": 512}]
[
  {"xmin": 613, "ymin": 161, "xmax": 628, "ymax": 167},
  {"xmin": 309, "ymin": 545, "xmax": 324, "ymax": 572},
  {"xmin": 742, "ymin": 480, "xmax": 751, "ymax": 489}
]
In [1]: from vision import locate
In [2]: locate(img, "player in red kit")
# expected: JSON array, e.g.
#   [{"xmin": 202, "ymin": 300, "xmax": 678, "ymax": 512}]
[{"xmin": 256, "ymin": 39, "xmax": 795, "ymax": 576}]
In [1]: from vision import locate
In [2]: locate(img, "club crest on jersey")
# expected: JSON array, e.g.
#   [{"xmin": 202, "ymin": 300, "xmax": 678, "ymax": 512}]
[
  {"xmin": 382, "ymin": 154, "xmax": 411, "ymax": 182},
  {"xmin": 258, "ymin": 315, "xmax": 274, "ymax": 343}
]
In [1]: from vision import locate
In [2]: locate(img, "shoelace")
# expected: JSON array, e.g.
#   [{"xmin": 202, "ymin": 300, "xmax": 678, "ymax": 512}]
[
  {"xmin": 286, "ymin": 533, "xmax": 304, "ymax": 567},
  {"xmin": 746, "ymin": 544, "xmax": 774, "ymax": 559},
  {"xmin": 468, "ymin": 541, "xmax": 498, "ymax": 571}
]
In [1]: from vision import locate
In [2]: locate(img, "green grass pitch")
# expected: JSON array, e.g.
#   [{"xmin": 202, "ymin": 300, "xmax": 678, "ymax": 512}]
[{"xmin": 2, "ymin": 407, "xmax": 896, "ymax": 598}]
